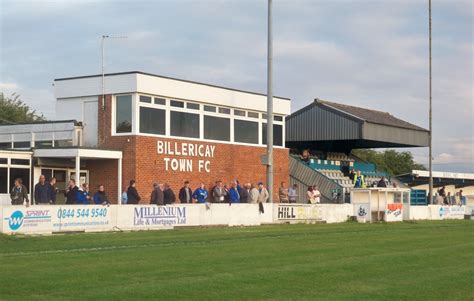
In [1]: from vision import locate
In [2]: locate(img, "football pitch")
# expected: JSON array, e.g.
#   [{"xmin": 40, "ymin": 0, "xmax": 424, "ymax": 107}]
[{"xmin": 0, "ymin": 221, "xmax": 472, "ymax": 300}]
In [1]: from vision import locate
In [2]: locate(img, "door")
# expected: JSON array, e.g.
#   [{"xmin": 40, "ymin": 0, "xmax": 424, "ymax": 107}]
[{"xmin": 53, "ymin": 170, "xmax": 67, "ymax": 204}]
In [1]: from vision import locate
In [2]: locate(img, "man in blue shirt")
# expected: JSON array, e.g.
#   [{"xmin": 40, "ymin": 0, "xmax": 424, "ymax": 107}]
[
  {"xmin": 229, "ymin": 182, "xmax": 240, "ymax": 203},
  {"xmin": 192, "ymin": 183, "xmax": 208, "ymax": 204}
]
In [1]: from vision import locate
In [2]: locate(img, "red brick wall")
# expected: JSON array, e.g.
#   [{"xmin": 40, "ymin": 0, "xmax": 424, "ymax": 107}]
[{"xmin": 90, "ymin": 95, "xmax": 289, "ymax": 204}]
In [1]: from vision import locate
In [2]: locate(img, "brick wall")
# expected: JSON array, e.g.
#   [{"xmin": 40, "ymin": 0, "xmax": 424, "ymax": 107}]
[{"xmin": 90, "ymin": 95, "xmax": 289, "ymax": 204}]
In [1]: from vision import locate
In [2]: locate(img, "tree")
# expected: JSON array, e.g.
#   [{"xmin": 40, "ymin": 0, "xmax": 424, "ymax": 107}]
[
  {"xmin": 352, "ymin": 149, "xmax": 426, "ymax": 176},
  {"xmin": 0, "ymin": 93, "xmax": 46, "ymax": 124}
]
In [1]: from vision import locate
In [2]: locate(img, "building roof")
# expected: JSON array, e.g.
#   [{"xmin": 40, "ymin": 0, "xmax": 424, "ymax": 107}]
[
  {"xmin": 54, "ymin": 71, "xmax": 291, "ymax": 101},
  {"xmin": 317, "ymin": 99, "xmax": 427, "ymax": 132},
  {"xmin": 0, "ymin": 119, "xmax": 81, "ymax": 127},
  {"xmin": 285, "ymin": 98, "xmax": 429, "ymax": 151}
]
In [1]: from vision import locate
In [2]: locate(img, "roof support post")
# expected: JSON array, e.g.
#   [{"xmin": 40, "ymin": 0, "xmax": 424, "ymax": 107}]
[{"xmin": 117, "ymin": 158, "xmax": 122, "ymax": 205}]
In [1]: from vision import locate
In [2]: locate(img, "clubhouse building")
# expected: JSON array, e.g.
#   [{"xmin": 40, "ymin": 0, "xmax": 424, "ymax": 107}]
[{"xmin": 0, "ymin": 71, "xmax": 291, "ymax": 204}]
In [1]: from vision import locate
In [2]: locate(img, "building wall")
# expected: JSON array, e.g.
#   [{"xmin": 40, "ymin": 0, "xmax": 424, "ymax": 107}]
[{"xmin": 92, "ymin": 95, "xmax": 289, "ymax": 204}]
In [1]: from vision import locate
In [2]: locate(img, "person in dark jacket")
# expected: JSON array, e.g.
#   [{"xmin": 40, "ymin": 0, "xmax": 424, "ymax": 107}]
[
  {"xmin": 150, "ymin": 183, "xmax": 164, "ymax": 205},
  {"xmin": 127, "ymin": 180, "xmax": 141, "ymax": 204},
  {"xmin": 239, "ymin": 183, "xmax": 249, "ymax": 203},
  {"xmin": 377, "ymin": 177, "xmax": 387, "ymax": 188},
  {"xmin": 34, "ymin": 175, "xmax": 52, "ymax": 204},
  {"xmin": 192, "ymin": 183, "xmax": 208, "ymax": 204},
  {"xmin": 163, "ymin": 183, "xmax": 176, "ymax": 205},
  {"xmin": 178, "ymin": 181, "xmax": 193, "ymax": 204},
  {"xmin": 10, "ymin": 178, "xmax": 29, "ymax": 206},
  {"xmin": 65, "ymin": 179, "xmax": 79, "ymax": 204},
  {"xmin": 93, "ymin": 185, "xmax": 110, "ymax": 205},
  {"xmin": 49, "ymin": 177, "xmax": 58, "ymax": 204}
]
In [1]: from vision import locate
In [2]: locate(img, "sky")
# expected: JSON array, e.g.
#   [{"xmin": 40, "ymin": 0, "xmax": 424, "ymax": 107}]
[{"xmin": 0, "ymin": 0, "xmax": 472, "ymax": 172}]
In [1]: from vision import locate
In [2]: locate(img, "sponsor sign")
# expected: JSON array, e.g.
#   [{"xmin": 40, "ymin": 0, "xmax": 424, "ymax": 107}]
[
  {"xmin": 2, "ymin": 207, "xmax": 52, "ymax": 234},
  {"xmin": 276, "ymin": 204, "xmax": 322, "ymax": 221},
  {"xmin": 52, "ymin": 206, "xmax": 111, "ymax": 232},
  {"xmin": 353, "ymin": 203, "xmax": 371, "ymax": 222},
  {"xmin": 385, "ymin": 203, "xmax": 403, "ymax": 222},
  {"xmin": 133, "ymin": 206, "xmax": 188, "ymax": 228}
]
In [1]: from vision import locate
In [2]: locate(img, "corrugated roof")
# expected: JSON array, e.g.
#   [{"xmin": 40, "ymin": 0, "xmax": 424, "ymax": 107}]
[{"xmin": 317, "ymin": 99, "xmax": 427, "ymax": 131}]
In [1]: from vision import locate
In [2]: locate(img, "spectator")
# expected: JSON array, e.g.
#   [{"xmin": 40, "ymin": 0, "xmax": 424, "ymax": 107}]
[
  {"xmin": 459, "ymin": 190, "xmax": 464, "ymax": 206},
  {"xmin": 163, "ymin": 183, "xmax": 176, "ymax": 205},
  {"xmin": 34, "ymin": 175, "xmax": 51, "ymax": 205},
  {"xmin": 239, "ymin": 183, "xmax": 250, "ymax": 203},
  {"xmin": 348, "ymin": 169, "xmax": 355, "ymax": 182},
  {"xmin": 64, "ymin": 179, "xmax": 79, "ymax": 205},
  {"xmin": 10, "ymin": 178, "xmax": 29, "ymax": 206},
  {"xmin": 353, "ymin": 170, "xmax": 366, "ymax": 188},
  {"xmin": 377, "ymin": 177, "xmax": 387, "ymax": 188},
  {"xmin": 301, "ymin": 149, "xmax": 310, "ymax": 163},
  {"xmin": 446, "ymin": 192, "xmax": 451, "ymax": 205},
  {"xmin": 192, "ymin": 182, "xmax": 208, "ymax": 203},
  {"xmin": 278, "ymin": 181, "xmax": 289, "ymax": 203},
  {"xmin": 49, "ymin": 177, "xmax": 58, "ymax": 204},
  {"xmin": 150, "ymin": 183, "xmax": 164, "ymax": 205},
  {"xmin": 77, "ymin": 183, "xmax": 91, "ymax": 205},
  {"xmin": 229, "ymin": 182, "xmax": 240, "ymax": 203},
  {"xmin": 212, "ymin": 180, "xmax": 226, "ymax": 203},
  {"xmin": 178, "ymin": 181, "xmax": 193, "ymax": 204},
  {"xmin": 249, "ymin": 183, "xmax": 259, "ymax": 204},
  {"xmin": 288, "ymin": 184, "xmax": 298, "ymax": 203},
  {"xmin": 257, "ymin": 182, "xmax": 269, "ymax": 203},
  {"xmin": 93, "ymin": 185, "xmax": 110, "ymax": 205},
  {"xmin": 313, "ymin": 185, "xmax": 321, "ymax": 204},
  {"xmin": 121, "ymin": 191, "xmax": 128, "ymax": 204},
  {"xmin": 127, "ymin": 180, "xmax": 141, "ymax": 204},
  {"xmin": 306, "ymin": 186, "xmax": 314, "ymax": 204},
  {"xmin": 223, "ymin": 184, "xmax": 230, "ymax": 203}
]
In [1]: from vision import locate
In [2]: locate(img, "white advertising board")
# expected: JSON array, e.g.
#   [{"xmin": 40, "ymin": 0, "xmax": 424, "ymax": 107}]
[
  {"xmin": 52, "ymin": 205, "xmax": 113, "ymax": 232},
  {"xmin": 2, "ymin": 206, "xmax": 52, "ymax": 234},
  {"xmin": 274, "ymin": 204, "xmax": 322, "ymax": 222},
  {"xmin": 353, "ymin": 203, "xmax": 371, "ymax": 222},
  {"xmin": 385, "ymin": 203, "xmax": 403, "ymax": 222}
]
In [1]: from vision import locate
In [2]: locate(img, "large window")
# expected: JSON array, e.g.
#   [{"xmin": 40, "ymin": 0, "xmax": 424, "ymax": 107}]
[
  {"xmin": 10, "ymin": 168, "xmax": 30, "ymax": 192},
  {"xmin": 262, "ymin": 123, "xmax": 283, "ymax": 146},
  {"xmin": 170, "ymin": 111, "xmax": 200, "ymax": 138},
  {"xmin": 140, "ymin": 107, "xmax": 166, "ymax": 135},
  {"xmin": 204, "ymin": 116, "xmax": 230, "ymax": 141},
  {"xmin": 116, "ymin": 95, "xmax": 132, "ymax": 133},
  {"xmin": 234, "ymin": 120, "xmax": 258, "ymax": 144},
  {"xmin": 0, "ymin": 167, "xmax": 7, "ymax": 193}
]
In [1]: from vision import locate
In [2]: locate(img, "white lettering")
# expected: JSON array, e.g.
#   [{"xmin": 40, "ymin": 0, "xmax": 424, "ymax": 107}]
[
  {"xmin": 198, "ymin": 160, "xmax": 204, "ymax": 172},
  {"xmin": 209, "ymin": 145, "xmax": 215, "ymax": 157},
  {"xmin": 182, "ymin": 143, "xmax": 188, "ymax": 156},
  {"xmin": 174, "ymin": 142, "xmax": 181, "ymax": 155},
  {"xmin": 205, "ymin": 161, "xmax": 211, "ymax": 172},
  {"xmin": 163, "ymin": 157, "xmax": 170, "ymax": 170},
  {"xmin": 171, "ymin": 159, "xmax": 179, "ymax": 171},
  {"xmin": 198, "ymin": 145, "xmax": 205, "ymax": 157},
  {"xmin": 157, "ymin": 141, "xmax": 164, "ymax": 154},
  {"xmin": 188, "ymin": 143, "xmax": 195, "ymax": 156}
]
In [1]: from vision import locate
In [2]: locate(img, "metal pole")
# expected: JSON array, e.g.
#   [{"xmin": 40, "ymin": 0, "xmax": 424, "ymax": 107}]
[
  {"xmin": 101, "ymin": 35, "xmax": 108, "ymax": 111},
  {"xmin": 266, "ymin": 0, "xmax": 274, "ymax": 203},
  {"xmin": 428, "ymin": 0, "xmax": 433, "ymax": 204}
]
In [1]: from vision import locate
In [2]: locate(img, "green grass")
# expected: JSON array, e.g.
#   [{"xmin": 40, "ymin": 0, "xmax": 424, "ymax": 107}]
[{"xmin": 0, "ymin": 221, "xmax": 473, "ymax": 301}]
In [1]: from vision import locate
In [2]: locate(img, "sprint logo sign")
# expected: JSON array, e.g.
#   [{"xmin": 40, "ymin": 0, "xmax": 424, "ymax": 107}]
[
  {"xmin": 2, "ymin": 208, "xmax": 52, "ymax": 234},
  {"xmin": 8, "ymin": 210, "xmax": 24, "ymax": 231}
]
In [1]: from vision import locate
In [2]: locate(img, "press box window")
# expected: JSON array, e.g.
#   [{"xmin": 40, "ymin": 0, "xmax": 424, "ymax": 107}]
[
  {"xmin": 170, "ymin": 111, "xmax": 200, "ymax": 138},
  {"xmin": 170, "ymin": 100, "xmax": 185, "ymax": 108},
  {"xmin": 154, "ymin": 98, "xmax": 166, "ymax": 105},
  {"xmin": 35, "ymin": 140, "xmax": 53, "ymax": 148},
  {"xmin": 140, "ymin": 107, "xmax": 166, "ymax": 135},
  {"xmin": 234, "ymin": 120, "xmax": 258, "ymax": 144},
  {"xmin": 234, "ymin": 109, "xmax": 246, "ymax": 117},
  {"xmin": 262, "ymin": 123, "xmax": 283, "ymax": 146},
  {"xmin": 204, "ymin": 105, "xmax": 216, "ymax": 112},
  {"xmin": 115, "ymin": 95, "xmax": 132, "ymax": 133},
  {"xmin": 11, "ymin": 159, "xmax": 29, "ymax": 165},
  {"xmin": 247, "ymin": 112, "xmax": 259, "ymax": 119},
  {"xmin": 218, "ymin": 107, "xmax": 230, "ymax": 114},
  {"xmin": 0, "ymin": 142, "xmax": 12, "ymax": 149},
  {"xmin": 274, "ymin": 115, "xmax": 283, "ymax": 122},
  {"xmin": 0, "ymin": 158, "xmax": 7, "ymax": 164},
  {"xmin": 204, "ymin": 116, "xmax": 230, "ymax": 141},
  {"xmin": 13, "ymin": 141, "xmax": 30, "ymax": 148},
  {"xmin": 139, "ymin": 95, "xmax": 152, "ymax": 103},
  {"xmin": 187, "ymin": 103, "xmax": 200, "ymax": 110}
]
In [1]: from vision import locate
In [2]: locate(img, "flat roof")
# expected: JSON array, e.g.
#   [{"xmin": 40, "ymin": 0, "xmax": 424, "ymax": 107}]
[
  {"xmin": 54, "ymin": 71, "xmax": 291, "ymax": 101},
  {"xmin": 0, "ymin": 120, "xmax": 80, "ymax": 127}
]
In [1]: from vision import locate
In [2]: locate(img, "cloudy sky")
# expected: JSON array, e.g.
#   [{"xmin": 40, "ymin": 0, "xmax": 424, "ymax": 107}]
[{"xmin": 0, "ymin": 0, "xmax": 472, "ymax": 172}]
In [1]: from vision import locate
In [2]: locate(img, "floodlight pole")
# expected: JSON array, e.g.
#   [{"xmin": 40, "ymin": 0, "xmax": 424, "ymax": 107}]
[
  {"xmin": 428, "ymin": 0, "xmax": 433, "ymax": 204},
  {"xmin": 101, "ymin": 35, "xmax": 127, "ymax": 111},
  {"xmin": 266, "ymin": 0, "xmax": 274, "ymax": 202}
]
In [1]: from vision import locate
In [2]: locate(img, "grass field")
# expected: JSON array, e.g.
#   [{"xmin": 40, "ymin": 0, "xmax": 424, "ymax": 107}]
[{"xmin": 0, "ymin": 221, "xmax": 472, "ymax": 301}]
